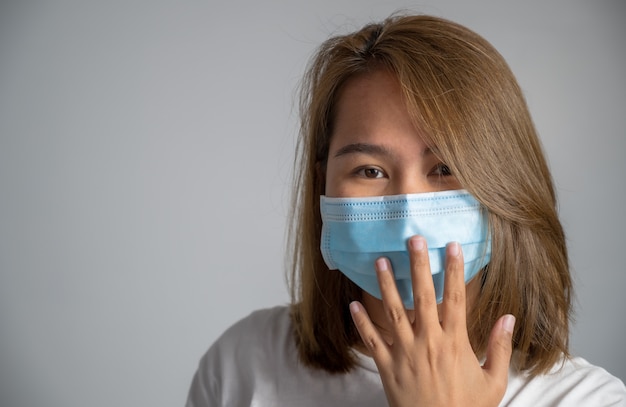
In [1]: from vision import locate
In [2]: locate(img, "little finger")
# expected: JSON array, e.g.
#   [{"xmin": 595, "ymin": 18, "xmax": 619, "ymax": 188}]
[{"xmin": 349, "ymin": 301, "xmax": 391, "ymax": 364}]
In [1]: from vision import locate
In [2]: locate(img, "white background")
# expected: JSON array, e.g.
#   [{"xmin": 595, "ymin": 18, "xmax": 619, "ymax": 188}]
[{"xmin": 0, "ymin": 1, "xmax": 624, "ymax": 406}]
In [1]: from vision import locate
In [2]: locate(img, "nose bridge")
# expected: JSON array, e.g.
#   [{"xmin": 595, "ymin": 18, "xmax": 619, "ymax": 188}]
[{"xmin": 392, "ymin": 172, "xmax": 431, "ymax": 195}]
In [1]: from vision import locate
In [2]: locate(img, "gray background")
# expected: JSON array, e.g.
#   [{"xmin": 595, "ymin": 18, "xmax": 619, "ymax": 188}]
[{"xmin": 0, "ymin": 1, "xmax": 624, "ymax": 406}]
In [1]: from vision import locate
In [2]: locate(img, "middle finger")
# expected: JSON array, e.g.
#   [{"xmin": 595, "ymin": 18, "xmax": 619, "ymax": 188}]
[{"xmin": 408, "ymin": 236, "xmax": 441, "ymax": 333}]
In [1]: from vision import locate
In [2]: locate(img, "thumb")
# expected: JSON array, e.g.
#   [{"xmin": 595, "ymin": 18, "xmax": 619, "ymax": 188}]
[{"xmin": 483, "ymin": 314, "xmax": 515, "ymax": 381}]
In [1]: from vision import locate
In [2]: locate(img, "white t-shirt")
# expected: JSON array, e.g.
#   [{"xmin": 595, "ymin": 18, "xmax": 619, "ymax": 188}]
[{"xmin": 186, "ymin": 306, "xmax": 626, "ymax": 407}]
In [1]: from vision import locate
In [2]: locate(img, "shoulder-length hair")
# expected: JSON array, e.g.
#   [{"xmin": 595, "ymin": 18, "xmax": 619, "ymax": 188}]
[{"xmin": 288, "ymin": 14, "xmax": 571, "ymax": 376}]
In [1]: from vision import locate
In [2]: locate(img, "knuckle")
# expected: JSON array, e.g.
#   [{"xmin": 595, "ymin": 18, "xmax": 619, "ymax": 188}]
[
  {"xmin": 443, "ymin": 287, "xmax": 465, "ymax": 305},
  {"xmin": 413, "ymin": 291, "xmax": 436, "ymax": 309},
  {"xmin": 363, "ymin": 334, "xmax": 380, "ymax": 352},
  {"xmin": 386, "ymin": 305, "xmax": 406, "ymax": 325},
  {"xmin": 495, "ymin": 334, "xmax": 513, "ymax": 354},
  {"xmin": 352, "ymin": 318, "xmax": 382, "ymax": 353}
]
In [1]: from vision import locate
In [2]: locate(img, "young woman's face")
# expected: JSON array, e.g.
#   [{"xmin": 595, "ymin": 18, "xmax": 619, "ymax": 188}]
[
  {"xmin": 324, "ymin": 69, "xmax": 480, "ymax": 329},
  {"xmin": 325, "ymin": 69, "xmax": 462, "ymax": 198}
]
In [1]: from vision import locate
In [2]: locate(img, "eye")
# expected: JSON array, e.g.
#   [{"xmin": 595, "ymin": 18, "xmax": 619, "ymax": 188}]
[
  {"xmin": 430, "ymin": 163, "xmax": 452, "ymax": 176},
  {"xmin": 356, "ymin": 166, "xmax": 386, "ymax": 179}
]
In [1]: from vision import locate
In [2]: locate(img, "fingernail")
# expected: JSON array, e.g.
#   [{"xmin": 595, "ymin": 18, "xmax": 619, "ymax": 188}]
[
  {"xmin": 502, "ymin": 314, "xmax": 516, "ymax": 334},
  {"xmin": 349, "ymin": 301, "xmax": 361, "ymax": 314},
  {"xmin": 375, "ymin": 257, "xmax": 389, "ymax": 272},
  {"xmin": 447, "ymin": 242, "xmax": 460, "ymax": 257},
  {"xmin": 409, "ymin": 236, "xmax": 425, "ymax": 251}
]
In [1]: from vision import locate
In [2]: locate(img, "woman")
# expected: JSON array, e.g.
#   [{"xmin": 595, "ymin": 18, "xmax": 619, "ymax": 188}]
[{"xmin": 186, "ymin": 14, "xmax": 626, "ymax": 406}]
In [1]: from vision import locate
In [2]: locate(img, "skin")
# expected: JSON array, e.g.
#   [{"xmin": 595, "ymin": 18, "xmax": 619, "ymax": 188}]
[{"xmin": 324, "ymin": 68, "xmax": 515, "ymax": 407}]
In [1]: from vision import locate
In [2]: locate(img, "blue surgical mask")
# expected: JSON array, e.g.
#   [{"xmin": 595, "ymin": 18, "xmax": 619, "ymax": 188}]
[{"xmin": 320, "ymin": 189, "xmax": 491, "ymax": 308}]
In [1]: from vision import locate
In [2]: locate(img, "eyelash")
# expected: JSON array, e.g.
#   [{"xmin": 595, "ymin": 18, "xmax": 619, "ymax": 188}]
[
  {"xmin": 430, "ymin": 163, "xmax": 452, "ymax": 176},
  {"xmin": 354, "ymin": 163, "xmax": 452, "ymax": 179},
  {"xmin": 356, "ymin": 167, "xmax": 386, "ymax": 179}
]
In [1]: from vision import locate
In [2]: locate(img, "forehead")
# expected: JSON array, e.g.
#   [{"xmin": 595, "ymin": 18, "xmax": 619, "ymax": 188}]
[
  {"xmin": 336, "ymin": 67, "xmax": 399, "ymax": 101},
  {"xmin": 330, "ymin": 69, "xmax": 428, "ymax": 145},
  {"xmin": 332, "ymin": 70, "xmax": 403, "ymax": 131}
]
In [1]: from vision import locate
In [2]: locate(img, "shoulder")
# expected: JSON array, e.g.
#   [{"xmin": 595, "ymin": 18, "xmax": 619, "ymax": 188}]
[
  {"xmin": 214, "ymin": 305, "xmax": 291, "ymax": 346},
  {"xmin": 203, "ymin": 305, "xmax": 293, "ymax": 368},
  {"xmin": 186, "ymin": 306, "xmax": 295, "ymax": 407},
  {"xmin": 504, "ymin": 355, "xmax": 626, "ymax": 406}
]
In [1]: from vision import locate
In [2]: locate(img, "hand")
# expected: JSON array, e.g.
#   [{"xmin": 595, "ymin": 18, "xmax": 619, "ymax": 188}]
[{"xmin": 349, "ymin": 236, "xmax": 515, "ymax": 407}]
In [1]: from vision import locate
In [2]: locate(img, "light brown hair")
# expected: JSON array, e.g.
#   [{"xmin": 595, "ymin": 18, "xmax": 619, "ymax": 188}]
[{"xmin": 288, "ymin": 14, "xmax": 571, "ymax": 376}]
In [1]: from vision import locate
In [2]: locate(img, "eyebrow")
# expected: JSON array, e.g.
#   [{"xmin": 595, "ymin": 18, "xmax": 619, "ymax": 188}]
[
  {"xmin": 333, "ymin": 143, "xmax": 394, "ymax": 158},
  {"xmin": 333, "ymin": 142, "xmax": 435, "ymax": 158}
]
